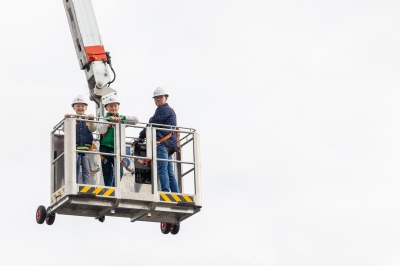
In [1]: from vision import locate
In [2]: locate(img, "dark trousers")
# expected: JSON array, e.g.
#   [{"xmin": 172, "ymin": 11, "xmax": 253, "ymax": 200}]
[{"xmin": 100, "ymin": 145, "xmax": 123, "ymax": 187}]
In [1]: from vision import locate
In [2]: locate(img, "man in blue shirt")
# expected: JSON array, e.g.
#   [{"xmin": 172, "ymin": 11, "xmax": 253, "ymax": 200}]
[{"xmin": 139, "ymin": 87, "xmax": 179, "ymax": 192}]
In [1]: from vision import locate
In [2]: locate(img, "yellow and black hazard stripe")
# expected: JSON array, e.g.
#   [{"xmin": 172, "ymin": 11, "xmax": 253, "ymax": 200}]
[
  {"xmin": 51, "ymin": 188, "xmax": 65, "ymax": 203},
  {"xmin": 159, "ymin": 193, "xmax": 194, "ymax": 203},
  {"xmin": 78, "ymin": 186, "xmax": 115, "ymax": 197}
]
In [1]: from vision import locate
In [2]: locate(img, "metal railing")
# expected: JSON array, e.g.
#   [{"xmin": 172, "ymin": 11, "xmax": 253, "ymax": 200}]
[{"xmin": 50, "ymin": 116, "xmax": 201, "ymax": 202}]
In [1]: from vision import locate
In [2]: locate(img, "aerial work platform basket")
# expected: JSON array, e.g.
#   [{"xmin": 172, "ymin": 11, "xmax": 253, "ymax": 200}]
[{"xmin": 36, "ymin": 117, "xmax": 201, "ymax": 234}]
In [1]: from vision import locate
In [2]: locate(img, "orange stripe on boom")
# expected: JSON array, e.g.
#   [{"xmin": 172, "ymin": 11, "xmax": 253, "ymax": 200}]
[{"xmin": 84, "ymin": 45, "xmax": 107, "ymax": 62}]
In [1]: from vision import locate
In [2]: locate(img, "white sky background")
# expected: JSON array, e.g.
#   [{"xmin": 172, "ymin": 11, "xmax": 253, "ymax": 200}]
[{"xmin": 1, "ymin": 0, "xmax": 400, "ymax": 265}]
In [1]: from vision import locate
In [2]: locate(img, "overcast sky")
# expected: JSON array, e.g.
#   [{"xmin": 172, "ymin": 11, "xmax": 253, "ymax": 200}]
[{"xmin": 1, "ymin": 0, "xmax": 400, "ymax": 265}]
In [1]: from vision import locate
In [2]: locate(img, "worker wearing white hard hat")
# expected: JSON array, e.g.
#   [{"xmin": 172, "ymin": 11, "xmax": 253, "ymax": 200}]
[
  {"xmin": 139, "ymin": 87, "xmax": 179, "ymax": 192},
  {"xmin": 66, "ymin": 94, "xmax": 94, "ymax": 120},
  {"xmin": 67, "ymin": 95, "xmax": 94, "ymax": 120},
  {"xmin": 97, "ymin": 92, "xmax": 139, "ymax": 187},
  {"xmin": 152, "ymin": 87, "xmax": 169, "ymax": 98},
  {"xmin": 64, "ymin": 95, "xmax": 97, "ymax": 184},
  {"xmin": 71, "ymin": 95, "xmax": 89, "ymax": 107},
  {"xmin": 102, "ymin": 93, "xmax": 120, "ymax": 106}
]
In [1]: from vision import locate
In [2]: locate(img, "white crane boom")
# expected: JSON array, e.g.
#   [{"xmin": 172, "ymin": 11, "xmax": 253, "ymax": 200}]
[{"xmin": 63, "ymin": 0, "xmax": 116, "ymax": 116}]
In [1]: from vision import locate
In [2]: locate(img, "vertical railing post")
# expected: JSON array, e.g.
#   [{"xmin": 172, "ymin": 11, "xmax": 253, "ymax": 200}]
[
  {"xmin": 64, "ymin": 118, "xmax": 77, "ymax": 195},
  {"xmin": 193, "ymin": 132, "xmax": 202, "ymax": 205},
  {"xmin": 150, "ymin": 127, "xmax": 158, "ymax": 197},
  {"xmin": 176, "ymin": 128, "xmax": 183, "ymax": 192},
  {"xmin": 50, "ymin": 129, "xmax": 55, "ymax": 196},
  {"xmin": 114, "ymin": 123, "xmax": 121, "ymax": 189}
]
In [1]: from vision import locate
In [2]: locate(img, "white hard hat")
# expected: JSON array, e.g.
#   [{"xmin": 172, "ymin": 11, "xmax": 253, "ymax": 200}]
[
  {"xmin": 153, "ymin": 87, "xmax": 169, "ymax": 98},
  {"xmin": 102, "ymin": 92, "xmax": 120, "ymax": 106},
  {"xmin": 71, "ymin": 95, "xmax": 88, "ymax": 107}
]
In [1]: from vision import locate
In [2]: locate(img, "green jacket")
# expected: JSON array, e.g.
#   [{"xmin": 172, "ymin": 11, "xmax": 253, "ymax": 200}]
[{"xmin": 99, "ymin": 113, "xmax": 126, "ymax": 148}]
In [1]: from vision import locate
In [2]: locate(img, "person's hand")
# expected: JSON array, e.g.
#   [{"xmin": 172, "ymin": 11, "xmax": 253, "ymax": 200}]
[
  {"xmin": 86, "ymin": 114, "xmax": 94, "ymax": 120},
  {"xmin": 110, "ymin": 116, "xmax": 122, "ymax": 123}
]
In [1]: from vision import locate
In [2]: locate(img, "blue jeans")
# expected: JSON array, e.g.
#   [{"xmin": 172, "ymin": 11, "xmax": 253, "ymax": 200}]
[
  {"xmin": 76, "ymin": 153, "xmax": 91, "ymax": 184},
  {"xmin": 157, "ymin": 144, "xmax": 179, "ymax": 192}
]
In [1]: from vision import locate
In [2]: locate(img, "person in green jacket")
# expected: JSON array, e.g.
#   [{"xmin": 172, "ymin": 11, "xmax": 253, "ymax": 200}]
[{"xmin": 97, "ymin": 93, "xmax": 138, "ymax": 186}]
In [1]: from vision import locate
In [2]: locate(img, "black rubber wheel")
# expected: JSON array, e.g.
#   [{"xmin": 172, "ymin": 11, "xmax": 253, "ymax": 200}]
[
  {"xmin": 45, "ymin": 212, "xmax": 56, "ymax": 225},
  {"xmin": 170, "ymin": 223, "xmax": 180, "ymax": 235},
  {"xmin": 160, "ymin": 222, "xmax": 172, "ymax": 234},
  {"xmin": 36, "ymin": 205, "xmax": 47, "ymax": 224},
  {"xmin": 98, "ymin": 216, "xmax": 105, "ymax": 223}
]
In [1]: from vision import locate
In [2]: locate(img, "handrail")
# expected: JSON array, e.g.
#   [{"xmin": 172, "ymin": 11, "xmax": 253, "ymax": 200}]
[
  {"xmin": 59, "ymin": 115, "xmax": 196, "ymax": 132},
  {"xmin": 51, "ymin": 117, "xmax": 198, "ymax": 195}
]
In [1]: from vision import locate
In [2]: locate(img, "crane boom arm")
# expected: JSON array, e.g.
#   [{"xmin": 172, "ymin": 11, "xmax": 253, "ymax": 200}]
[{"xmin": 62, "ymin": 0, "xmax": 116, "ymax": 116}]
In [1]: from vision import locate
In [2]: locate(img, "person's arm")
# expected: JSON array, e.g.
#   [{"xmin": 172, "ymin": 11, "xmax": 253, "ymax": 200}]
[
  {"xmin": 139, "ymin": 128, "xmax": 146, "ymax": 139},
  {"xmin": 124, "ymin": 115, "xmax": 139, "ymax": 125},
  {"xmin": 150, "ymin": 106, "xmax": 169, "ymax": 125},
  {"xmin": 86, "ymin": 114, "xmax": 97, "ymax": 132},
  {"xmin": 97, "ymin": 123, "xmax": 109, "ymax": 134},
  {"xmin": 88, "ymin": 122, "xmax": 97, "ymax": 132},
  {"xmin": 138, "ymin": 116, "xmax": 153, "ymax": 139}
]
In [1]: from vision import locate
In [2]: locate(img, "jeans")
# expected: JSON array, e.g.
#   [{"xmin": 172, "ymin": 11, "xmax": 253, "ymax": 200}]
[
  {"xmin": 157, "ymin": 144, "xmax": 179, "ymax": 192},
  {"xmin": 76, "ymin": 153, "xmax": 91, "ymax": 184}
]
